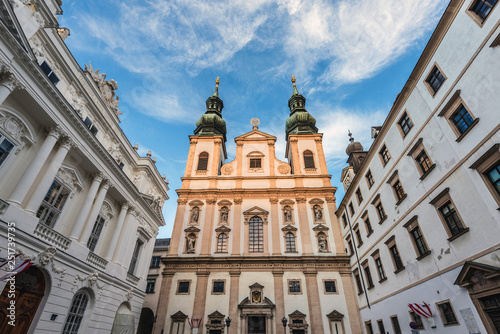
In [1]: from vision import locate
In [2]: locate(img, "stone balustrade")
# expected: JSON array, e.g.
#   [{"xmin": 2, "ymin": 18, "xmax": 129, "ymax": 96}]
[{"xmin": 34, "ymin": 223, "xmax": 71, "ymax": 250}]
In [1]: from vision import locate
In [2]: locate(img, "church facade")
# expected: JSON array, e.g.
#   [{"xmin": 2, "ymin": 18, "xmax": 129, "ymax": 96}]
[{"xmin": 154, "ymin": 79, "xmax": 362, "ymax": 334}]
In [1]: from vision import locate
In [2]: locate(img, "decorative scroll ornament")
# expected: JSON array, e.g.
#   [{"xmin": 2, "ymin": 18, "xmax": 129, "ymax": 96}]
[{"xmin": 84, "ymin": 62, "xmax": 122, "ymax": 117}]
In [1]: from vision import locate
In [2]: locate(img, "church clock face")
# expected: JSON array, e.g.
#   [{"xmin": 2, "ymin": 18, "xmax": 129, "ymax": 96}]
[{"xmin": 252, "ymin": 290, "xmax": 261, "ymax": 303}]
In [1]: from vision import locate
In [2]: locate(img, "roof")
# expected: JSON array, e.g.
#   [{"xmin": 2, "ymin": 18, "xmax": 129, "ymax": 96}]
[{"xmin": 154, "ymin": 238, "xmax": 171, "ymax": 249}]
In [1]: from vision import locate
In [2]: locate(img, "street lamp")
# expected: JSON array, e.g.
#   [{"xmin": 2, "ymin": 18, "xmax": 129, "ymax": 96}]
[
  {"xmin": 281, "ymin": 317, "xmax": 288, "ymax": 333},
  {"xmin": 225, "ymin": 317, "xmax": 231, "ymax": 333}
]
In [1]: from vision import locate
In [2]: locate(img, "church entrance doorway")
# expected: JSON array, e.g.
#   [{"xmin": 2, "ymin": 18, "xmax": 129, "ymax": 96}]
[
  {"xmin": 0, "ymin": 267, "xmax": 46, "ymax": 334},
  {"xmin": 248, "ymin": 316, "xmax": 266, "ymax": 334},
  {"xmin": 479, "ymin": 293, "xmax": 500, "ymax": 332}
]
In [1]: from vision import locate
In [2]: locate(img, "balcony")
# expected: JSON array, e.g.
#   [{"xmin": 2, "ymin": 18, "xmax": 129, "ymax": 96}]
[
  {"xmin": 34, "ymin": 223, "xmax": 71, "ymax": 250},
  {"xmin": 86, "ymin": 251, "xmax": 108, "ymax": 270}
]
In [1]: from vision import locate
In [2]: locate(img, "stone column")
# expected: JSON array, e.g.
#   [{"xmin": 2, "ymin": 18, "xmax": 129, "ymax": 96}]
[
  {"xmin": 272, "ymin": 270, "xmax": 285, "ymax": 332},
  {"xmin": 104, "ymin": 202, "xmax": 130, "ymax": 259},
  {"xmin": 0, "ymin": 69, "xmax": 22, "ymax": 105},
  {"xmin": 228, "ymin": 271, "xmax": 241, "ymax": 334},
  {"xmin": 231, "ymin": 198, "xmax": 242, "ymax": 256},
  {"xmin": 25, "ymin": 136, "xmax": 74, "ymax": 214},
  {"xmin": 79, "ymin": 179, "xmax": 111, "ymax": 243},
  {"xmin": 270, "ymin": 198, "xmax": 280, "ymax": 255},
  {"xmin": 325, "ymin": 197, "xmax": 345, "ymax": 254},
  {"xmin": 340, "ymin": 271, "xmax": 363, "ymax": 333},
  {"xmin": 304, "ymin": 270, "xmax": 324, "ymax": 333},
  {"xmin": 192, "ymin": 270, "xmax": 210, "ymax": 329},
  {"xmin": 167, "ymin": 199, "xmax": 188, "ymax": 257},
  {"xmin": 153, "ymin": 270, "xmax": 175, "ymax": 334},
  {"xmin": 69, "ymin": 172, "xmax": 104, "ymax": 240},
  {"xmin": 9, "ymin": 126, "xmax": 63, "ymax": 206},
  {"xmin": 200, "ymin": 198, "xmax": 216, "ymax": 255},
  {"xmin": 296, "ymin": 198, "xmax": 313, "ymax": 255},
  {"xmin": 112, "ymin": 207, "xmax": 135, "ymax": 262}
]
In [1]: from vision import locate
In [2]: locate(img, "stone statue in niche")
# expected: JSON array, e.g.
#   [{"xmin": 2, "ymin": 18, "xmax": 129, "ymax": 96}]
[
  {"xmin": 186, "ymin": 234, "xmax": 196, "ymax": 253},
  {"xmin": 318, "ymin": 233, "xmax": 328, "ymax": 252},
  {"xmin": 284, "ymin": 206, "xmax": 292, "ymax": 222},
  {"xmin": 220, "ymin": 206, "xmax": 228, "ymax": 223},
  {"xmin": 313, "ymin": 205, "xmax": 322, "ymax": 221},
  {"xmin": 191, "ymin": 207, "xmax": 199, "ymax": 224}
]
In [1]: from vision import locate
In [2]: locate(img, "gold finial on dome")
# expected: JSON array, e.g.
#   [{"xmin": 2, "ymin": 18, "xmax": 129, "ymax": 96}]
[
  {"xmin": 215, "ymin": 76, "xmax": 220, "ymax": 88},
  {"xmin": 291, "ymin": 75, "xmax": 299, "ymax": 95}
]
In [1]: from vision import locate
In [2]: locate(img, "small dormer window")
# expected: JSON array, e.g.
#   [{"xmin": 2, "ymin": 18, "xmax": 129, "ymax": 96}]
[
  {"xmin": 250, "ymin": 158, "xmax": 261, "ymax": 168},
  {"xmin": 40, "ymin": 61, "xmax": 59, "ymax": 85}
]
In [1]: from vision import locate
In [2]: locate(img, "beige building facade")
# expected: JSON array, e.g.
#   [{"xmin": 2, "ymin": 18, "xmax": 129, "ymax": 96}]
[
  {"xmin": 337, "ymin": 0, "xmax": 500, "ymax": 333},
  {"xmin": 153, "ymin": 80, "xmax": 362, "ymax": 334}
]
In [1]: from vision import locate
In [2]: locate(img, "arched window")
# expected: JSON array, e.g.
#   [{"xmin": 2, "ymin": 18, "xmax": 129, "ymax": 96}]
[
  {"xmin": 304, "ymin": 150, "xmax": 315, "ymax": 169},
  {"xmin": 249, "ymin": 216, "xmax": 264, "ymax": 253},
  {"xmin": 197, "ymin": 152, "xmax": 209, "ymax": 170},
  {"xmin": 217, "ymin": 233, "xmax": 228, "ymax": 253},
  {"xmin": 62, "ymin": 291, "xmax": 90, "ymax": 334},
  {"xmin": 285, "ymin": 232, "xmax": 296, "ymax": 252}
]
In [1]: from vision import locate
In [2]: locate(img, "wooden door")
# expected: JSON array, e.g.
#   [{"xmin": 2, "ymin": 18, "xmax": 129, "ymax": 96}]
[{"xmin": 0, "ymin": 267, "xmax": 45, "ymax": 334}]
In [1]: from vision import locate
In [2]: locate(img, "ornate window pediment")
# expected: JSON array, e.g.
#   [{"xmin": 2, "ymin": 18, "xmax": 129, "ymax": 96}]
[{"xmin": 243, "ymin": 206, "xmax": 269, "ymax": 224}]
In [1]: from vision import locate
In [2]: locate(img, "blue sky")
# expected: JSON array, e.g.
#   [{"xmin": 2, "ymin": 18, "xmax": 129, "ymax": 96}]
[{"xmin": 59, "ymin": 0, "xmax": 448, "ymax": 238}]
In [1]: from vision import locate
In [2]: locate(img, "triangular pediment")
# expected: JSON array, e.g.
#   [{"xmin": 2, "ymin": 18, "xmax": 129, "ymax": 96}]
[
  {"xmin": 326, "ymin": 310, "xmax": 344, "ymax": 320},
  {"xmin": 171, "ymin": 311, "xmax": 188, "ymax": 320},
  {"xmin": 215, "ymin": 225, "xmax": 231, "ymax": 233},
  {"xmin": 235, "ymin": 129, "xmax": 277, "ymax": 141},
  {"xmin": 289, "ymin": 310, "xmax": 306, "ymax": 318},
  {"xmin": 312, "ymin": 224, "xmax": 329, "ymax": 231},
  {"xmin": 249, "ymin": 282, "xmax": 264, "ymax": 289},
  {"xmin": 282, "ymin": 224, "xmax": 298, "ymax": 232},
  {"xmin": 454, "ymin": 261, "xmax": 500, "ymax": 287},
  {"xmin": 243, "ymin": 206, "xmax": 269, "ymax": 216},
  {"xmin": 184, "ymin": 226, "xmax": 201, "ymax": 233},
  {"xmin": 238, "ymin": 297, "xmax": 275, "ymax": 308},
  {"xmin": 207, "ymin": 310, "xmax": 225, "ymax": 318}
]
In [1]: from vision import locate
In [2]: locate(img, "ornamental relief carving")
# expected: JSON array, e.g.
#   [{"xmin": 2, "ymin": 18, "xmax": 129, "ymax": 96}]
[
  {"xmin": 277, "ymin": 163, "xmax": 291, "ymax": 175},
  {"xmin": 221, "ymin": 163, "xmax": 234, "ymax": 176},
  {"xmin": 0, "ymin": 110, "xmax": 35, "ymax": 146}
]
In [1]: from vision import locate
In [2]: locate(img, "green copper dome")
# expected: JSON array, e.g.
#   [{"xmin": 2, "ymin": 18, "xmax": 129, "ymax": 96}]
[
  {"xmin": 285, "ymin": 76, "xmax": 318, "ymax": 138},
  {"xmin": 194, "ymin": 77, "xmax": 227, "ymax": 141}
]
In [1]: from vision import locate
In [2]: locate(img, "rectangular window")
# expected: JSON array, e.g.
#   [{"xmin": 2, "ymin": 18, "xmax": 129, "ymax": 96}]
[
  {"xmin": 410, "ymin": 311, "xmax": 425, "ymax": 329},
  {"xmin": 36, "ymin": 179, "xmax": 70, "ymax": 228},
  {"xmin": 469, "ymin": 0, "xmax": 498, "ymax": 22},
  {"xmin": 379, "ymin": 145, "xmax": 391, "ymax": 166},
  {"xmin": 354, "ymin": 269, "xmax": 363, "ymax": 295},
  {"xmin": 356, "ymin": 188, "xmax": 363, "ymax": 204},
  {"xmin": 440, "ymin": 201, "xmax": 466, "ymax": 237},
  {"xmin": 212, "ymin": 280, "xmax": 225, "ymax": 294},
  {"xmin": 346, "ymin": 237, "xmax": 354, "ymax": 255},
  {"xmin": 425, "ymin": 64, "xmax": 446, "ymax": 95},
  {"xmin": 354, "ymin": 225, "xmax": 363, "ymax": 247},
  {"xmin": 128, "ymin": 240, "xmax": 142, "ymax": 275},
  {"xmin": 0, "ymin": 134, "xmax": 15, "ymax": 167},
  {"xmin": 177, "ymin": 281, "xmax": 191, "ymax": 294},
  {"xmin": 452, "ymin": 104, "xmax": 475, "ymax": 135},
  {"xmin": 375, "ymin": 257, "xmax": 386, "ymax": 281},
  {"xmin": 249, "ymin": 217, "xmax": 264, "ymax": 252},
  {"xmin": 362, "ymin": 261, "xmax": 374, "ymax": 289},
  {"xmin": 398, "ymin": 111, "xmax": 413, "ymax": 136},
  {"xmin": 324, "ymin": 280, "xmax": 337, "ymax": 294},
  {"xmin": 391, "ymin": 315, "xmax": 402, "ymax": 334},
  {"xmin": 150, "ymin": 256, "xmax": 161, "ymax": 268},
  {"xmin": 393, "ymin": 180, "xmax": 406, "ymax": 202},
  {"xmin": 469, "ymin": 144, "xmax": 500, "ymax": 207},
  {"xmin": 365, "ymin": 170, "xmax": 375, "ymax": 188},
  {"xmin": 486, "ymin": 161, "xmax": 500, "ymax": 196},
  {"xmin": 348, "ymin": 202, "xmax": 355, "ymax": 215},
  {"xmin": 40, "ymin": 61, "xmax": 60, "ymax": 85},
  {"xmin": 342, "ymin": 213, "xmax": 348, "ymax": 228},
  {"xmin": 377, "ymin": 320, "xmax": 386, "ymax": 334},
  {"xmin": 87, "ymin": 214, "xmax": 106, "ymax": 252},
  {"xmin": 416, "ymin": 150, "xmax": 433, "ymax": 174},
  {"xmin": 385, "ymin": 236, "xmax": 405, "ymax": 273},
  {"xmin": 365, "ymin": 321, "xmax": 374, "ymax": 334},
  {"xmin": 249, "ymin": 158, "xmax": 262, "ymax": 168},
  {"xmin": 146, "ymin": 278, "xmax": 156, "ymax": 293},
  {"xmin": 372, "ymin": 195, "xmax": 387, "ymax": 224},
  {"xmin": 364, "ymin": 216, "xmax": 373, "ymax": 236},
  {"xmin": 288, "ymin": 280, "xmax": 301, "ymax": 294},
  {"xmin": 437, "ymin": 300, "xmax": 459, "ymax": 326},
  {"xmin": 403, "ymin": 215, "xmax": 431, "ymax": 259}
]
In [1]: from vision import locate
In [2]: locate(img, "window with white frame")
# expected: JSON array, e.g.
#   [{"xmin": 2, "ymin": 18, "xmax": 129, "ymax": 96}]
[
  {"xmin": 62, "ymin": 291, "xmax": 90, "ymax": 334},
  {"xmin": 0, "ymin": 133, "xmax": 14, "ymax": 168},
  {"xmin": 285, "ymin": 232, "xmax": 296, "ymax": 252},
  {"xmin": 36, "ymin": 179, "xmax": 71, "ymax": 228},
  {"xmin": 87, "ymin": 214, "xmax": 106, "ymax": 252},
  {"xmin": 128, "ymin": 240, "xmax": 143, "ymax": 275}
]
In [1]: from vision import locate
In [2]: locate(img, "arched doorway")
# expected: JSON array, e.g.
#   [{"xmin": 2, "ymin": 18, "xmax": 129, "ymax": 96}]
[
  {"xmin": 137, "ymin": 307, "xmax": 154, "ymax": 334},
  {"xmin": 0, "ymin": 266, "xmax": 46, "ymax": 334},
  {"xmin": 110, "ymin": 302, "xmax": 135, "ymax": 334}
]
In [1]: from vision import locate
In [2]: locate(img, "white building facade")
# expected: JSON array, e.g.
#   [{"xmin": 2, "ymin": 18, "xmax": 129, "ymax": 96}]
[
  {"xmin": 0, "ymin": 0, "xmax": 168, "ymax": 333},
  {"xmin": 337, "ymin": 0, "xmax": 500, "ymax": 333}
]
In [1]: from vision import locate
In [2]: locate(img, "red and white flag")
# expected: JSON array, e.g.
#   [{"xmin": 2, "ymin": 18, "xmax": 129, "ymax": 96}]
[
  {"xmin": 409, "ymin": 302, "xmax": 433, "ymax": 318},
  {"xmin": 0, "ymin": 257, "xmax": 33, "ymax": 281}
]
